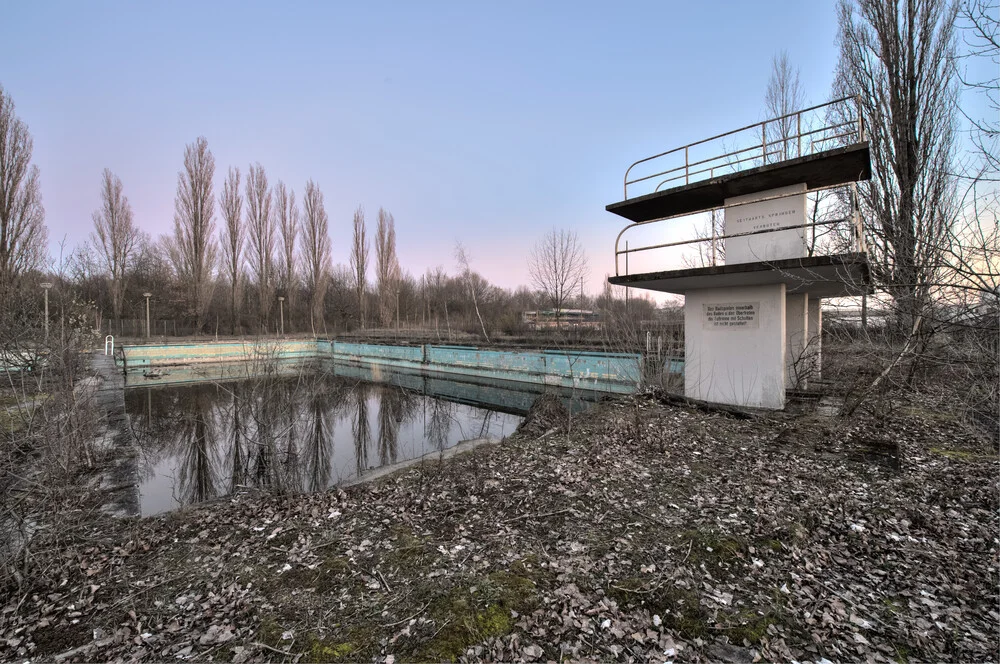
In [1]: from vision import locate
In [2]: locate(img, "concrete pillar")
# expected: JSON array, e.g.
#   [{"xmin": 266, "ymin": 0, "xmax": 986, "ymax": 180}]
[
  {"xmin": 684, "ymin": 283, "xmax": 786, "ymax": 409},
  {"xmin": 807, "ymin": 297, "xmax": 823, "ymax": 382},
  {"xmin": 785, "ymin": 293, "xmax": 809, "ymax": 389}
]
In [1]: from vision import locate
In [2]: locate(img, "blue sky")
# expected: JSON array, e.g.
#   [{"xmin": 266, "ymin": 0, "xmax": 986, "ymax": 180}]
[{"xmin": 4, "ymin": 1, "xmax": 852, "ymax": 292}]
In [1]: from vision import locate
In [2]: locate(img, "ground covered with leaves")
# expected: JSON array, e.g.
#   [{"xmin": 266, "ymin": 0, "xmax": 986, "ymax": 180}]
[{"xmin": 2, "ymin": 389, "xmax": 997, "ymax": 662}]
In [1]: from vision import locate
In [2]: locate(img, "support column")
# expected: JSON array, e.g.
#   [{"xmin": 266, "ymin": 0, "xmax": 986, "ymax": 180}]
[
  {"xmin": 684, "ymin": 283, "xmax": 786, "ymax": 409},
  {"xmin": 785, "ymin": 293, "xmax": 808, "ymax": 389},
  {"xmin": 807, "ymin": 297, "xmax": 823, "ymax": 382}
]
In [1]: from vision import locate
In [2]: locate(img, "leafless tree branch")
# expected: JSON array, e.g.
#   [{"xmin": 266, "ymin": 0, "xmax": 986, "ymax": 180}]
[
  {"xmin": 301, "ymin": 180, "xmax": 330, "ymax": 335},
  {"xmin": 245, "ymin": 163, "xmax": 275, "ymax": 330},
  {"xmin": 0, "ymin": 85, "xmax": 46, "ymax": 298},
  {"xmin": 220, "ymin": 167, "xmax": 244, "ymax": 335},
  {"xmin": 169, "ymin": 137, "xmax": 218, "ymax": 332},
  {"xmin": 91, "ymin": 169, "xmax": 139, "ymax": 322}
]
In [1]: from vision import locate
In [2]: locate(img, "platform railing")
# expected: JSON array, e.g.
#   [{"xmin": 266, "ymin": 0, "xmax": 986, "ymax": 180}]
[
  {"xmin": 613, "ymin": 183, "xmax": 865, "ymax": 276},
  {"xmin": 622, "ymin": 96, "xmax": 864, "ymax": 200}
]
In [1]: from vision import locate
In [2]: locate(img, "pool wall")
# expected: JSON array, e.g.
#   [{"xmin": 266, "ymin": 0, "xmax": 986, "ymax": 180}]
[{"xmin": 119, "ymin": 339, "xmax": 646, "ymax": 393}]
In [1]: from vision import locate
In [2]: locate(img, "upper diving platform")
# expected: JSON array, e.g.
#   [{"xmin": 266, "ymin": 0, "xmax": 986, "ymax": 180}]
[
  {"xmin": 605, "ymin": 96, "xmax": 872, "ymax": 296},
  {"xmin": 606, "ymin": 96, "xmax": 870, "ymax": 224}
]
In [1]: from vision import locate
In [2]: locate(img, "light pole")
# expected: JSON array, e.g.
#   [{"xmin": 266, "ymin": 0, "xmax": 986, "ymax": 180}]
[
  {"xmin": 278, "ymin": 296, "xmax": 285, "ymax": 336},
  {"xmin": 40, "ymin": 282, "xmax": 52, "ymax": 343},
  {"xmin": 143, "ymin": 292, "xmax": 152, "ymax": 340}
]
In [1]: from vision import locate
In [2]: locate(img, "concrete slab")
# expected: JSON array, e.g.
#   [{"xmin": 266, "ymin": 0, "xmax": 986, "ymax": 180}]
[
  {"xmin": 607, "ymin": 253, "xmax": 870, "ymax": 298},
  {"xmin": 606, "ymin": 143, "xmax": 871, "ymax": 223}
]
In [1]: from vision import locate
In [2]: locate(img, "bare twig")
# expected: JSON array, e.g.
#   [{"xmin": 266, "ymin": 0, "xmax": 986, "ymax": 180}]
[
  {"xmin": 253, "ymin": 640, "xmax": 294, "ymax": 658},
  {"xmin": 503, "ymin": 507, "xmax": 574, "ymax": 523},
  {"xmin": 381, "ymin": 601, "xmax": 430, "ymax": 628}
]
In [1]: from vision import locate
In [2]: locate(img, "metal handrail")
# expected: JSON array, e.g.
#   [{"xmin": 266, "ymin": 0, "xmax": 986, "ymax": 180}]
[
  {"xmin": 654, "ymin": 148, "xmax": 785, "ymax": 192},
  {"xmin": 652, "ymin": 124, "xmax": 859, "ymax": 193},
  {"xmin": 651, "ymin": 121, "xmax": 860, "ymax": 190},
  {"xmin": 622, "ymin": 95, "xmax": 863, "ymax": 199},
  {"xmin": 612, "ymin": 182, "xmax": 864, "ymax": 276},
  {"xmin": 619, "ymin": 216, "xmax": 849, "ymax": 260}
]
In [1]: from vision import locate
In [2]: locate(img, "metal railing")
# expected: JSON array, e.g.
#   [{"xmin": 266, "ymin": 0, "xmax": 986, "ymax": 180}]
[
  {"xmin": 613, "ymin": 183, "xmax": 866, "ymax": 276},
  {"xmin": 622, "ymin": 96, "xmax": 864, "ymax": 200}
]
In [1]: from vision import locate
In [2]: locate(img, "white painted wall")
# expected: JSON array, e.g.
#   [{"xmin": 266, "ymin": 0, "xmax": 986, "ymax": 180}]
[
  {"xmin": 724, "ymin": 183, "xmax": 807, "ymax": 264},
  {"xmin": 785, "ymin": 293, "xmax": 808, "ymax": 389},
  {"xmin": 684, "ymin": 283, "xmax": 786, "ymax": 409}
]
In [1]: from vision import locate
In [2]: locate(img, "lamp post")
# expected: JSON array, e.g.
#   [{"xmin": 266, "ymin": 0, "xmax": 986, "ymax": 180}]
[
  {"xmin": 40, "ymin": 282, "xmax": 52, "ymax": 343},
  {"xmin": 278, "ymin": 296, "xmax": 285, "ymax": 336},
  {"xmin": 143, "ymin": 292, "xmax": 152, "ymax": 339}
]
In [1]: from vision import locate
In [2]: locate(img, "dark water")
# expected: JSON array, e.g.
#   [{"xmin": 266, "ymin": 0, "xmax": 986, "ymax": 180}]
[{"xmin": 127, "ymin": 366, "xmax": 593, "ymax": 515}]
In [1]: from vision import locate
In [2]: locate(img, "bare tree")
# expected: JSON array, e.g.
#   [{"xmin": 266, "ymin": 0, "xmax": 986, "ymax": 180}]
[
  {"xmin": 375, "ymin": 207, "xmax": 400, "ymax": 328},
  {"xmin": 528, "ymin": 228, "xmax": 588, "ymax": 328},
  {"xmin": 301, "ymin": 180, "xmax": 330, "ymax": 334},
  {"xmin": 0, "ymin": 85, "xmax": 46, "ymax": 298},
  {"xmin": 220, "ymin": 167, "xmax": 243, "ymax": 335},
  {"xmin": 246, "ymin": 163, "xmax": 275, "ymax": 330},
  {"xmin": 350, "ymin": 206, "xmax": 369, "ymax": 328},
  {"xmin": 275, "ymin": 181, "xmax": 298, "ymax": 331},
  {"xmin": 836, "ymin": 0, "xmax": 960, "ymax": 332},
  {"xmin": 685, "ymin": 209, "xmax": 726, "ymax": 268},
  {"xmin": 91, "ymin": 169, "xmax": 140, "ymax": 322},
  {"xmin": 455, "ymin": 241, "xmax": 490, "ymax": 342},
  {"xmin": 762, "ymin": 51, "xmax": 842, "ymax": 256},
  {"xmin": 958, "ymin": 0, "xmax": 999, "ymax": 178},
  {"xmin": 170, "ymin": 136, "xmax": 218, "ymax": 331},
  {"xmin": 764, "ymin": 50, "xmax": 806, "ymax": 162}
]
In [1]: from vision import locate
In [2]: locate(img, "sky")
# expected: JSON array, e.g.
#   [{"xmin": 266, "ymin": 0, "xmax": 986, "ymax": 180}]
[{"xmin": 3, "ymin": 1, "xmax": 854, "ymax": 294}]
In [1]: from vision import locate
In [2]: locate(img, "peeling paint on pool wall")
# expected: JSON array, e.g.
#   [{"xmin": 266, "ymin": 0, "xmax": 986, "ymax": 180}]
[{"xmin": 118, "ymin": 340, "xmax": 651, "ymax": 393}]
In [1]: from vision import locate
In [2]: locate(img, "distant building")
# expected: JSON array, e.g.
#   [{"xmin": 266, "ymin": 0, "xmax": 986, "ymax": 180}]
[{"xmin": 522, "ymin": 309, "xmax": 601, "ymax": 330}]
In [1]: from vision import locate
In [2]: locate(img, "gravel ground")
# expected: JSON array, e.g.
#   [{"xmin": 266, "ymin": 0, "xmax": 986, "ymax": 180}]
[{"xmin": 1, "ymin": 386, "xmax": 997, "ymax": 663}]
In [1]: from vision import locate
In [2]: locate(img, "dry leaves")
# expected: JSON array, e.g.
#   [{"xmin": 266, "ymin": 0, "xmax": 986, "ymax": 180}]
[{"xmin": 1, "ymin": 387, "xmax": 997, "ymax": 662}]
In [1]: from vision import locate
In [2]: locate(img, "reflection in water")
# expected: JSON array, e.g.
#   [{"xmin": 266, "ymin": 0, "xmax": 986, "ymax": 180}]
[
  {"xmin": 352, "ymin": 385, "xmax": 371, "ymax": 475},
  {"xmin": 377, "ymin": 387, "xmax": 419, "ymax": 466},
  {"xmin": 227, "ymin": 383, "xmax": 247, "ymax": 495},
  {"xmin": 176, "ymin": 398, "xmax": 218, "ymax": 506},
  {"xmin": 129, "ymin": 371, "xmax": 523, "ymax": 515},
  {"xmin": 303, "ymin": 381, "xmax": 332, "ymax": 492},
  {"xmin": 426, "ymin": 398, "xmax": 453, "ymax": 451}
]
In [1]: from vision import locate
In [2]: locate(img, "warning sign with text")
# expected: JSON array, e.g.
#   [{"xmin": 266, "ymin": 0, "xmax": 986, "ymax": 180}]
[{"xmin": 703, "ymin": 302, "xmax": 759, "ymax": 329}]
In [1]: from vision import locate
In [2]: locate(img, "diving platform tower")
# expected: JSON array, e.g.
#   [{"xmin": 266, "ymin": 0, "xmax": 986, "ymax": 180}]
[{"xmin": 606, "ymin": 96, "xmax": 872, "ymax": 409}]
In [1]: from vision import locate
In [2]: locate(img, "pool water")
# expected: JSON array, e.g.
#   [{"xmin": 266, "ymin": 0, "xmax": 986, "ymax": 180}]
[{"xmin": 126, "ymin": 365, "xmax": 593, "ymax": 515}]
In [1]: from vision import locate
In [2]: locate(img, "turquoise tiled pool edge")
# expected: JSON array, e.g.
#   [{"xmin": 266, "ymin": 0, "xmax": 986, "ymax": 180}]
[{"xmin": 118, "ymin": 339, "xmax": 655, "ymax": 394}]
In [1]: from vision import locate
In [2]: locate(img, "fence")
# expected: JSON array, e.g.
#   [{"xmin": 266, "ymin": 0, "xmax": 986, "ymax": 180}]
[{"xmin": 102, "ymin": 318, "xmax": 213, "ymax": 339}]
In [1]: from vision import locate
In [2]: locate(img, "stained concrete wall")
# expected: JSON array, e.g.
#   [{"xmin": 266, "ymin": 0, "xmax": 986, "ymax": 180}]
[
  {"xmin": 119, "ymin": 339, "xmax": 317, "ymax": 367},
  {"xmin": 325, "ymin": 342, "xmax": 643, "ymax": 394},
  {"xmin": 785, "ymin": 293, "xmax": 809, "ymax": 389},
  {"xmin": 120, "ymin": 340, "xmax": 646, "ymax": 394},
  {"xmin": 684, "ymin": 283, "xmax": 786, "ymax": 409},
  {"xmin": 807, "ymin": 298, "xmax": 823, "ymax": 381}
]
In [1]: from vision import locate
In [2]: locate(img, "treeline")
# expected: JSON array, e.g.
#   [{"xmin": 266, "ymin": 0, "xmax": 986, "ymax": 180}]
[{"xmin": 0, "ymin": 107, "xmax": 657, "ymax": 339}]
